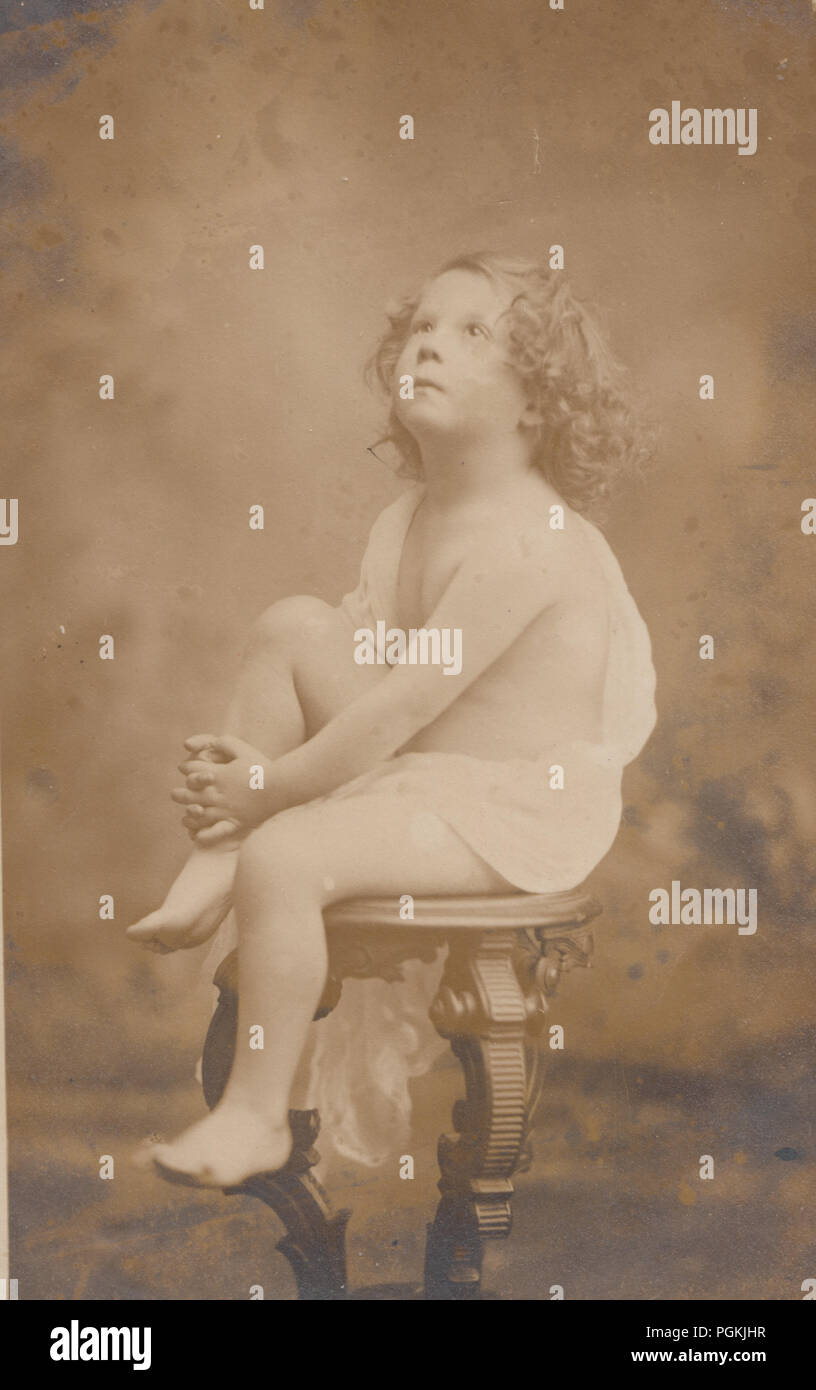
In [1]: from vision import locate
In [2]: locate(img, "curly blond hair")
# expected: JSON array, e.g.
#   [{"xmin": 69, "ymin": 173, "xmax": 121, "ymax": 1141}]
[{"xmin": 366, "ymin": 251, "xmax": 653, "ymax": 516}]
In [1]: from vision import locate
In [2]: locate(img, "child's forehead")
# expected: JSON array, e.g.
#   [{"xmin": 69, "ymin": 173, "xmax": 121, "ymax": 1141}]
[{"xmin": 416, "ymin": 268, "xmax": 512, "ymax": 318}]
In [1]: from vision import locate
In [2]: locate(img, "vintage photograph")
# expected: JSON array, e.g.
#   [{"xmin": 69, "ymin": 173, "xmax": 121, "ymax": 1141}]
[{"xmin": 2, "ymin": 0, "xmax": 814, "ymax": 1304}]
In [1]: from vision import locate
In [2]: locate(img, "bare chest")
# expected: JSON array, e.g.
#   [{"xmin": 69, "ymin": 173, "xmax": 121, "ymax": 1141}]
[{"xmin": 395, "ymin": 513, "xmax": 467, "ymax": 629}]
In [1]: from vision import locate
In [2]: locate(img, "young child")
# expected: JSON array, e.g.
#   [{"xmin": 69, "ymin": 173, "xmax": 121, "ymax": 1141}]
[{"xmin": 127, "ymin": 252, "xmax": 657, "ymax": 1187}]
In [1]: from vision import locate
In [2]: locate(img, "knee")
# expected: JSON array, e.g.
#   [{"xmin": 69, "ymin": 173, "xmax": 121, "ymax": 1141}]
[{"xmin": 251, "ymin": 595, "xmax": 337, "ymax": 654}]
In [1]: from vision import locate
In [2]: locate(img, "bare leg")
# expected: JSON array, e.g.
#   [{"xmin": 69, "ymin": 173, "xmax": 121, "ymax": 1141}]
[
  {"xmin": 148, "ymin": 793, "xmax": 514, "ymax": 1187},
  {"xmin": 126, "ymin": 597, "xmax": 387, "ymax": 951}
]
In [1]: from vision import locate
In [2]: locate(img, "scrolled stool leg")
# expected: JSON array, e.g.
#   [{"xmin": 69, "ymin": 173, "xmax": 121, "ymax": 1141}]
[{"xmin": 425, "ymin": 930, "xmax": 530, "ymax": 1299}]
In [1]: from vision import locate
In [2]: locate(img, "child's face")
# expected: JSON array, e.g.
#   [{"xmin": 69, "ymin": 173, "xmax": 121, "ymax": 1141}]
[{"xmin": 393, "ymin": 269, "xmax": 533, "ymax": 450}]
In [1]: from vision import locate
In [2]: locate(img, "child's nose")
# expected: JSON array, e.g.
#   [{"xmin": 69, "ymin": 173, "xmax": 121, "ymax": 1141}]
[{"xmin": 417, "ymin": 339, "xmax": 443, "ymax": 364}]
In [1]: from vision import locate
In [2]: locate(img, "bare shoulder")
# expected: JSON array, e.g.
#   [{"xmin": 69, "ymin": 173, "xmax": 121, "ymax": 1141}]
[{"xmin": 460, "ymin": 494, "xmax": 603, "ymax": 596}]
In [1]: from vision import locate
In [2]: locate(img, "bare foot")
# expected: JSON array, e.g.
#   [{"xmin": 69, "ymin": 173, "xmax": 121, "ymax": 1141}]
[
  {"xmin": 144, "ymin": 1103, "xmax": 293, "ymax": 1188},
  {"xmin": 125, "ymin": 904, "xmax": 230, "ymax": 953},
  {"xmin": 126, "ymin": 842, "xmax": 239, "ymax": 952}
]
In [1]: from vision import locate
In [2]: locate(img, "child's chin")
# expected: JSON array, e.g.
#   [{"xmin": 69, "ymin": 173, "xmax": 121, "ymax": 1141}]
[{"xmin": 395, "ymin": 399, "xmax": 449, "ymax": 434}]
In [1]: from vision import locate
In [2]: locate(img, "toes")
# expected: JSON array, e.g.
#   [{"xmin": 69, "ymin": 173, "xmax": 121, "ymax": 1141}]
[
  {"xmin": 152, "ymin": 1156, "xmax": 205, "ymax": 1189},
  {"xmin": 126, "ymin": 919, "xmax": 179, "ymax": 952},
  {"xmin": 133, "ymin": 1138, "xmax": 163, "ymax": 1171},
  {"xmin": 126, "ymin": 919, "xmax": 157, "ymax": 939}
]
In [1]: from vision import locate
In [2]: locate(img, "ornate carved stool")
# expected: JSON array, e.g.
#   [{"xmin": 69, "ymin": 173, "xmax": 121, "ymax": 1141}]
[{"xmin": 201, "ymin": 888, "xmax": 600, "ymax": 1300}]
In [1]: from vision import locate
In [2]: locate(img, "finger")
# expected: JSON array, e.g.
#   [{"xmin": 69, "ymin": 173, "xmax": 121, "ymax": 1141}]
[
  {"xmin": 187, "ymin": 771, "xmax": 214, "ymax": 791},
  {"xmin": 196, "ymin": 819, "xmax": 241, "ymax": 846},
  {"xmin": 184, "ymin": 734, "xmax": 217, "ymax": 753},
  {"xmin": 207, "ymin": 735, "xmax": 250, "ymax": 762},
  {"xmin": 184, "ymin": 737, "xmax": 232, "ymax": 765},
  {"xmin": 201, "ymin": 745, "xmax": 232, "ymax": 763},
  {"xmin": 178, "ymin": 759, "xmax": 213, "ymax": 776},
  {"xmin": 178, "ymin": 783, "xmax": 222, "ymax": 808},
  {"xmin": 182, "ymin": 807, "xmax": 219, "ymax": 829},
  {"xmin": 190, "ymin": 785, "xmax": 223, "ymax": 808},
  {"xmin": 171, "ymin": 788, "xmax": 199, "ymax": 806}
]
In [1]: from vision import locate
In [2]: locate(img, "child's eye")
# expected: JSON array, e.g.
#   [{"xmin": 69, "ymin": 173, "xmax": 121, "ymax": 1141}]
[
  {"xmin": 411, "ymin": 320, "xmax": 433, "ymax": 334},
  {"xmin": 465, "ymin": 322, "xmax": 490, "ymax": 339}
]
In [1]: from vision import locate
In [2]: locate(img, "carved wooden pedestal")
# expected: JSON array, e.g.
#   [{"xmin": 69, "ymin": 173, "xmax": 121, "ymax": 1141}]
[{"xmin": 200, "ymin": 889, "xmax": 600, "ymax": 1301}]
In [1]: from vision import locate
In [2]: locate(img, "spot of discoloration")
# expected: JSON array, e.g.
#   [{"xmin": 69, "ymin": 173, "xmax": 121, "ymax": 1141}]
[
  {"xmin": 278, "ymin": 0, "xmax": 324, "ymax": 32},
  {"xmin": 727, "ymin": 1, "xmax": 814, "ymax": 35},
  {"xmin": 35, "ymin": 225, "xmax": 63, "ymax": 247},
  {"xmin": 26, "ymin": 767, "xmax": 58, "ymax": 800},
  {"xmin": 255, "ymin": 99, "xmax": 298, "ymax": 167},
  {"xmin": 0, "ymin": 139, "xmax": 47, "ymax": 213},
  {"xmin": 768, "ymin": 312, "xmax": 816, "ymax": 380}
]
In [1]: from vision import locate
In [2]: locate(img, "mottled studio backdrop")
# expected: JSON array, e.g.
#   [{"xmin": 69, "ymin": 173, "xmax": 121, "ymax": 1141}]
[{"xmin": 2, "ymin": 0, "xmax": 814, "ymax": 1298}]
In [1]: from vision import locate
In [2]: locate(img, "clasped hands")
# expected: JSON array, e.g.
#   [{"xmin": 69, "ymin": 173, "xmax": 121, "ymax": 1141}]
[{"xmin": 172, "ymin": 735, "xmax": 279, "ymax": 846}]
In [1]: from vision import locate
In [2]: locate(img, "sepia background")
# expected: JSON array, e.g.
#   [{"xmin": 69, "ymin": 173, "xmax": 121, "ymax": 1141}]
[{"xmin": 2, "ymin": 0, "xmax": 814, "ymax": 1299}]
